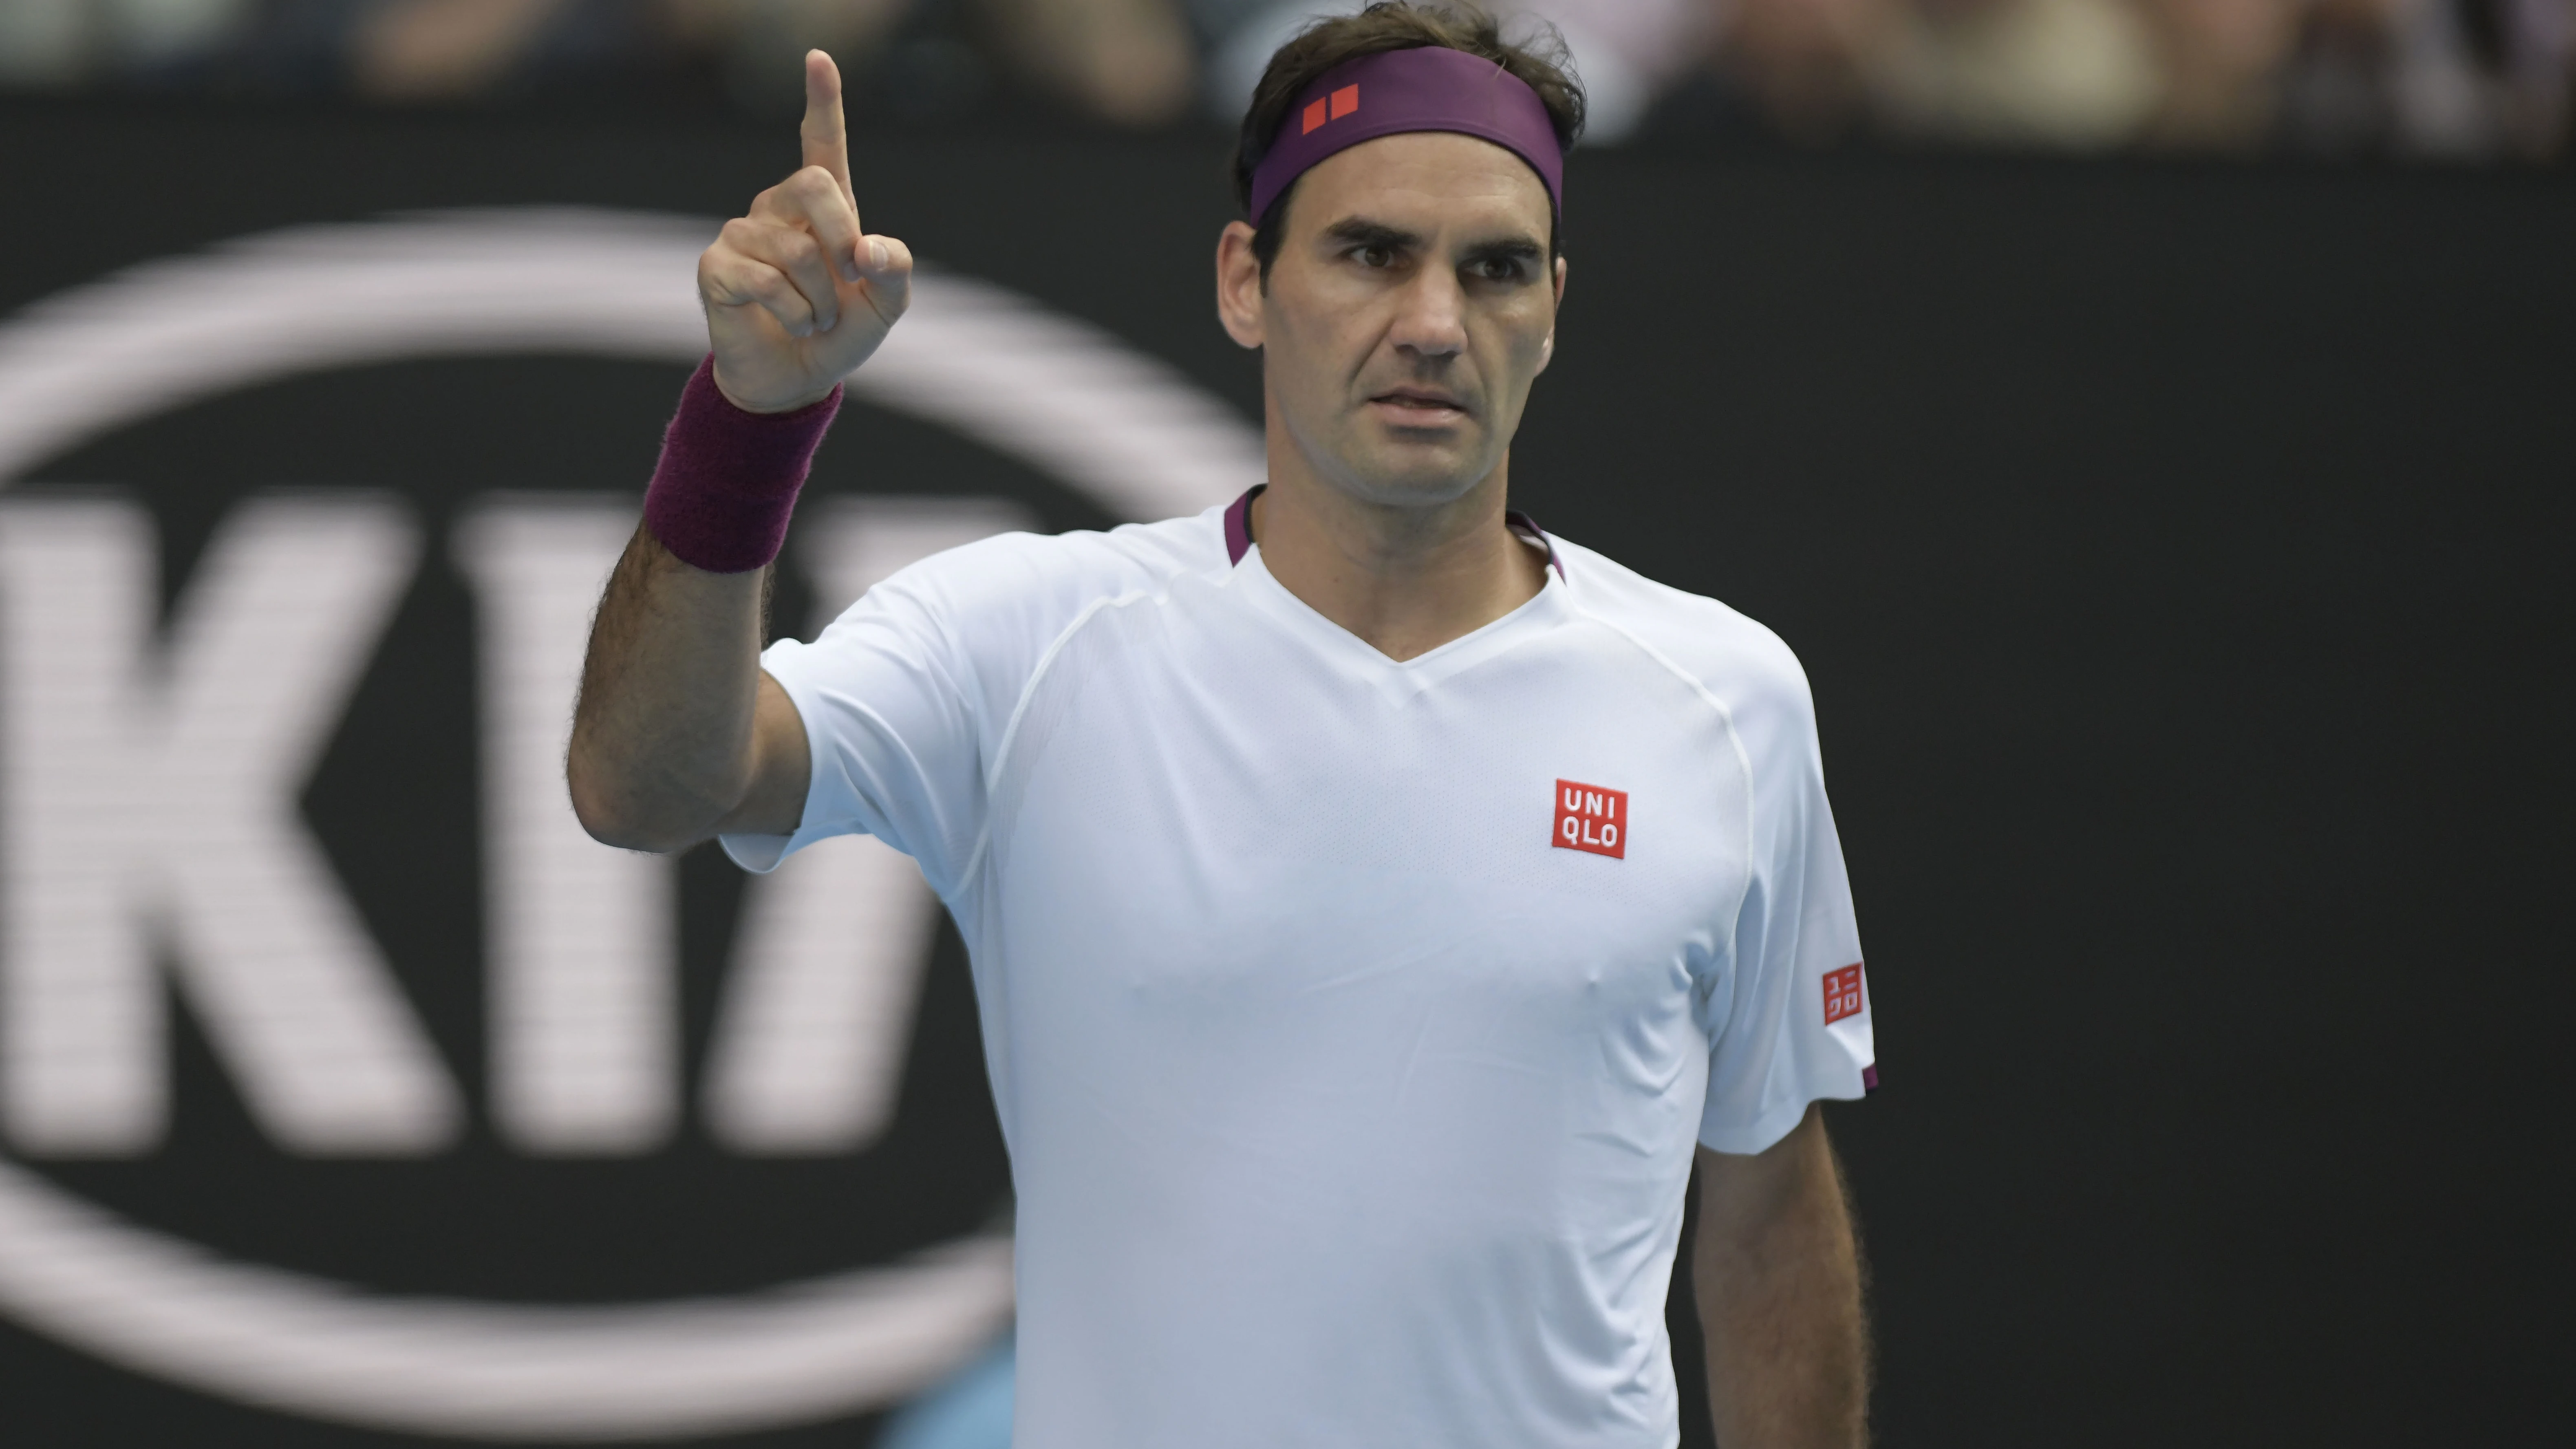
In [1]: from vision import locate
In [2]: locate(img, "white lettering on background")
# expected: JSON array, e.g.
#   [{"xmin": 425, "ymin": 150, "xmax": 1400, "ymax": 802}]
[
  {"xmin": 0, "ymin": 496, "xmax": 459, "ymax": 1155},
  {"xmin": 453, "ymin": 497, "xmax": 675, "ymax": 1154},
  {"xmin": 0, "ymin": 213, "xmax": 1244, "ymax": 1437}
]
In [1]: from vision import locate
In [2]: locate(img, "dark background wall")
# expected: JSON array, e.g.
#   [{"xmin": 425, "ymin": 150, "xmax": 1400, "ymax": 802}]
[{"xmin": 0, "ymin": 100, "xmax": 2567, "ymax": 1446}]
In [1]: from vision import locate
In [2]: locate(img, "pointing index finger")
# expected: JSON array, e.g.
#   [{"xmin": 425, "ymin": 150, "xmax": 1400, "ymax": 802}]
[{"xmin": 800, "ymin": 49, "xmax": 855, "ymax": 212}]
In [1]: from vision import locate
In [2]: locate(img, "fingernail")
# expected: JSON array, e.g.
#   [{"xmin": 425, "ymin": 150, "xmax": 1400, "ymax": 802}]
[{"xmin": 868, "ymin": 240, "xmax": 889, "ymax": 270}]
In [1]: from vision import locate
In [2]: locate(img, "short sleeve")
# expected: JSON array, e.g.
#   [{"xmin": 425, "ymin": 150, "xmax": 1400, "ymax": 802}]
[
  {"xmin": 718, "ymin": 520, "xmax": 1218, "ymax": 896},
  {"xmin": 718, "ymin": 572, "xmax": 992, "ymax": 896},
  {"xmin": 1697, "ymin": 668, "xmax": 1875, "ymax": 1156}
]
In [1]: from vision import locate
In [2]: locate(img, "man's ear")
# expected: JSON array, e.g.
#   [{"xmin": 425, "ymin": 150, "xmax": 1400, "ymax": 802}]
[{"xmin": 1215, "ymin": 221, "xmax": 1266, "ymax": 350}]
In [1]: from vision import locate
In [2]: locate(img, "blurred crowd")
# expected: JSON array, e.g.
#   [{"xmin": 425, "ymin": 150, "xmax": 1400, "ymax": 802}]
[{"xmin": 2, "ymin": 0, "xmax": 2567, "ymax": 158}]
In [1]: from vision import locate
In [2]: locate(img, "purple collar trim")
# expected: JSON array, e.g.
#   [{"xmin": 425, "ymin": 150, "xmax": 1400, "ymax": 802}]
[
  {"xmin": 1506, "ymin": 509, "xmax": 1566, "ymax": 580},
  {"xmin": 1223, "ymin": 483, "xmax": 1264, "ymax": 564},
  {"xmin": 1222, "ymin": 485, "xmax": 1563, "ymax": 582}
]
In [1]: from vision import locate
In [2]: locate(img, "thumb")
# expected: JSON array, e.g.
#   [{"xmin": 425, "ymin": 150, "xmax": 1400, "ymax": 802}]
[{"xmin": 854, "ymin": 234, "xmax": 915, "ymax": 325}]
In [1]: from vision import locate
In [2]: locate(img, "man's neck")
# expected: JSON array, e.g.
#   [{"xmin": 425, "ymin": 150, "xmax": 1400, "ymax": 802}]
[{"xmin": 1249, "ymin": 464, "xmax": 1547, "ymax": 664}]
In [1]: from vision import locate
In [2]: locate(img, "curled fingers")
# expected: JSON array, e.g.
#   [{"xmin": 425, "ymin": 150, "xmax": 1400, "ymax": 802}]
[
  {"xmin": 700, "ymin": 246, "xmax": 819, "ymax": 338},
  {"xmin": 752, "ymin": 166, "xmax": 865, "ymax": 284},
  {"xmin": 710, "ymin": 216, "xmax": 842, "ymax": 334}
]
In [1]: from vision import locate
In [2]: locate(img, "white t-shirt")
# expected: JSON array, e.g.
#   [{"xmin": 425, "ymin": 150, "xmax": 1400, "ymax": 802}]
[{"xmin": 726, "ymin": 496, "xmax": 1875, "ymax": 1449}]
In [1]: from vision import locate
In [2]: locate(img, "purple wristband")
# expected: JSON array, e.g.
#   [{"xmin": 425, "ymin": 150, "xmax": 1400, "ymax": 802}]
[{"xmin": 642, "ymin": 356, "xmax": 842, "ymax": 573}]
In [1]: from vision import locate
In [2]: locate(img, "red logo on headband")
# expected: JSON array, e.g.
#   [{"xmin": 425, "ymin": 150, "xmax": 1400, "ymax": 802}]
[{"xmin": 1301, "ymin": 84, "xmax": 1361, "ymax": 135}]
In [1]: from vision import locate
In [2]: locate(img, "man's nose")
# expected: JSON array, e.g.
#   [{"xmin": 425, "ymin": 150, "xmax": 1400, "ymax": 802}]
[{"xmin": 1388, "ymin": 267, "xmax": 1467, "ymax": 359}]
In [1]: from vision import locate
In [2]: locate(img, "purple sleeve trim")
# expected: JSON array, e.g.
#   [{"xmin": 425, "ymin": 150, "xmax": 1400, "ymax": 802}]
[
  {"xmin": 642, "ymin": 356, "xmax": 842, "ymax": 574},
  {"xmin": 1861, "ymin": 1064, "xmax": 1880, "ymax": 1093},
  {"xmin": 1223, "ymin": 484, "xmax": 1265, "ymax": 565}
]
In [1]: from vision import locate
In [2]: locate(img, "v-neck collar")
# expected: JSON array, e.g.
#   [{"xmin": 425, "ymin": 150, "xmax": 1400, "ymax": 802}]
[
  {"xmin": 1223, "ymin": 483, "xmax": 1564, "ymax": 582},
  {"xmin": 1228, "ymin": 542, "xmax": 1574, "ymax": 705}
]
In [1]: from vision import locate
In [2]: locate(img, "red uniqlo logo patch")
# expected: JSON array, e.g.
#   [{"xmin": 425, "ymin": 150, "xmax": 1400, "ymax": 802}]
[
  {"xmin": 1823, "ymin": 964, "xmax": 1866, "ymax": 1024},
  {"xmin": 1551, "ymin": 779, "xmax": 1628, "ymax": 859}
]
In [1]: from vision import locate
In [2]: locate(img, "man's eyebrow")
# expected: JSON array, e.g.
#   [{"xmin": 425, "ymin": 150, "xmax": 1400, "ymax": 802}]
[
  {"xmin": 1461, "ymin": 235, "xmax": 1546, "ymax": 267},
  {"xmin": 1321, "ymin": 217, "xmax": 1426, "ymax": 252}
]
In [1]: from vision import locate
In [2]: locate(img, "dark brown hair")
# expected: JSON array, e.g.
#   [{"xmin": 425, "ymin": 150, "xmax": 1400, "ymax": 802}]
[{"xmin": 1231, "ymin": 2, "xmax": 1585, "ymax": 277}]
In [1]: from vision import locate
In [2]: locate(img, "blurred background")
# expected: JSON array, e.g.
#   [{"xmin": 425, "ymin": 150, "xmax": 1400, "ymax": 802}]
[
  {"xmin": 1, "ymin": 0, "xmax": 2570, "ymax": 159},
  {"xmin": 0, "ymin": 3, "xmax": 2570, "ymax": 1449}
]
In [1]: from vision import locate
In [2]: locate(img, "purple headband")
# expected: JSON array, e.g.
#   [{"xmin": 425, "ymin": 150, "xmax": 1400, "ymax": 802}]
[{"xmin": 1247, "ymin": 45, "xmax": 1564, "ymax": 227}]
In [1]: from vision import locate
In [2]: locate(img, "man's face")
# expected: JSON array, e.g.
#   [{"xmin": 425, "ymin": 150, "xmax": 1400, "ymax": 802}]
[{"xmin": 1221, "ymin": 131, "xmax": 1564, "ymax": 508}]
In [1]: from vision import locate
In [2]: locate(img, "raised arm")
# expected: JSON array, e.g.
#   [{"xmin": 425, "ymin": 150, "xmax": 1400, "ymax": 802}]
[
  {"xmin": 1694, "ymin": 1105, "xmax": 1872, "ymax": 1448},
  {"xmin": 567, "ymin": 50, "xmax": 913, "ymax": 853}
]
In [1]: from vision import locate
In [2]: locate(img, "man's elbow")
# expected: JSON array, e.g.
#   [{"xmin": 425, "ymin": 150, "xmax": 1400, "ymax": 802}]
[{"xmin": 566, "ymin": 752, "xmax": 707, "ymax": 855}]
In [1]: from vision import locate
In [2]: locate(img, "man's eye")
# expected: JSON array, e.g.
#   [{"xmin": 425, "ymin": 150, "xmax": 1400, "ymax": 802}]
[
  {"xmin": 1474, "ymin": 258, "xmax": 1522, "ymax": 282},
  {"xmin": 1356, "ymin": 245, "xmax": 1393, "ymax": 268}
]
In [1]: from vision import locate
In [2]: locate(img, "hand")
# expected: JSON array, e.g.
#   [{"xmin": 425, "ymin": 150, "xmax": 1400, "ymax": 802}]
[{"xmin": 697, "ymin": 50, "xmax": 915, "ymax": 414}]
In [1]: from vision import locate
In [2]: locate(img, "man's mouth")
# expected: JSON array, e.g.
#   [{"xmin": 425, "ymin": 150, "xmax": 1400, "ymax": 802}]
[{"xmin": 1370, "ymin": 388, "xmax": 1467, "ymax": 418}]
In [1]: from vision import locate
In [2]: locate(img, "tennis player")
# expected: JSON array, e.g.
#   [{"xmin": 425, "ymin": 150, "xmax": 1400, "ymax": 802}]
[{"xmin": 572, "ymin": 6, "xmax": 1877, "ymax": 1445}]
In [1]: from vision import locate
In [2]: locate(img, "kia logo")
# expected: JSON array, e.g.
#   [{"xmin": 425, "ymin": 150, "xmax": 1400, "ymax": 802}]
[{"xmin": 0, "ymin": 209, "xmax": 1260, "ymax": 1438}]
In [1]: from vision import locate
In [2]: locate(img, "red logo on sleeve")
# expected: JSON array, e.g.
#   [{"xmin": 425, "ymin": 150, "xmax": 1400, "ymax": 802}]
[
  {"xmin": 1823, "ymin": 964, "xmax": 1866, "ymax": 1024},
  {"xmin": 1551, "ymin": 780, "xmax": 1628, "ymax": 858}
]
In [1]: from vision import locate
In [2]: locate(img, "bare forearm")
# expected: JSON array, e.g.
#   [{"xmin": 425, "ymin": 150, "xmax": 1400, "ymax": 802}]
[
  {"xmin": 562, "ymin": 54, "xmax": 900, "ymax": 852},
  {"xmin": 1694, "ymin": 1118, "xmax": 1871, "ymax": 1449},
  {"xmin": 568, "ymin": 525, "xmax": 770, "ymax": 850}
]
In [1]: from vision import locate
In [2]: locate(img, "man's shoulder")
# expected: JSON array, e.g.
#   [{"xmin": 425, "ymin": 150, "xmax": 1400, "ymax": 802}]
[
  {"xmin": 867, "ymin": 505, "xmax": 1228, "ymax": 626},
  {"xmin": 1553, "ymin": 535, "xmax": 1818, "ymax": 735}
]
